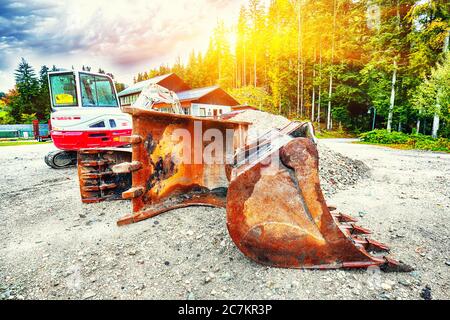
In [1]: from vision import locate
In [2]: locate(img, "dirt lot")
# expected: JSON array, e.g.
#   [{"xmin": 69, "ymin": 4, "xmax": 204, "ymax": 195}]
[{"xmin": 0, "ymin": 140, "xmax": 449, "ymax": 300}]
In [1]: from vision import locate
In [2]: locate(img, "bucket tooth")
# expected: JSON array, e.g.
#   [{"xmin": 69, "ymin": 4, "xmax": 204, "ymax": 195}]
[
  {"xmin": 112, "ymin": 161, "xmax": 142, "ymax": 174},
  {"xmin": 353, "ymin": 236, "xmax": 390, "ymax": 253},
  {"xmin": 83, "ymin": 183, "xmax": 117, "ymax": 192},
  {"xmin": 340, "ymin": 223, "xmax": 372, "ymax": 235},
  {"xmin": 350, "ymin": 224, "xmax": 372, "ymax": 235},
  {"xmin": 334, "ymin": 212, "xmax": 358, "ymax": 223},
  {"xmin": 122, "ymin": 187, "xmax": 145, "ymax": 200},
  {"xmin": 119, "ymin": 135, "xmax": 142, "ymax": 144},
  {"xmin": 80, "ymin": 159, "xmax": 113, "ymax": 167},
  {"xmin": 81, "ymin": 172, "xmax": 113, "ymax": 179},
  {"xmin": 380, "ymin": 256, "xmax": 414, "ymax": 272}
]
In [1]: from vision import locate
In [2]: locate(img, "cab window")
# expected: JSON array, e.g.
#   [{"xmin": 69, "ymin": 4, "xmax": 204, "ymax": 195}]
[
  {"xmin": 89, "ymin": 121, "xmax": 105, "ymax": 128},
  {"xmin": 80, "ymin": 73, "xmax": 118, "ymax": 108},
  {"xmin": 49, "ymin": 73, "xmax": 78, "ymax": 107}
]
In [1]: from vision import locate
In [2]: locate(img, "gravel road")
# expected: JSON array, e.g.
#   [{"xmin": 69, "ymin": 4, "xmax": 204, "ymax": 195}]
[{"xmin": 0, "ymin": 140, "xmax": 449, "ymax": 300}]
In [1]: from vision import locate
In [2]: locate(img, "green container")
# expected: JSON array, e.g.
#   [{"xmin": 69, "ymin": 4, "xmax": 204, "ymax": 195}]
[{"xmin": 0, "ymin": 130, "xmax": 19, "ymax": 138}]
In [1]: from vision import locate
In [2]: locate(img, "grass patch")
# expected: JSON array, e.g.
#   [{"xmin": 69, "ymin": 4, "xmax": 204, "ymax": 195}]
[
  {"xmin": 354, "ymin": 141, "xmax": 414, "ymax": 150},
  {"xmin": 315, "ymin": 130, "xmax": 356, "ymax": 139},
  {"xmin": 359, "ymin": 129, "xmax": 450, "ymax": 153},
  {"xmin": 0, "ymin": 140, "xmax": 51, "ymax": 147}
]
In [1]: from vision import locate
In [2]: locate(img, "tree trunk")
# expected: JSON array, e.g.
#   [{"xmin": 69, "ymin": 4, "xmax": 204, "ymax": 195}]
[
  {"xmin": 387, "ymin": 2, "xmax": 401, "ymax": 132},
  {"xmin": 254, "ymin": 52, "xmax": 257, "ymax": 87},
  {"xmin": 431, "ymin": 30, "xmax": 449, "ymax": 138},
  {"xmin": 432, "ymin": 108, "xmax": 440, "ymax": 138},
  {"xmin": 327, "ymin": 0, "xmax": 337, "ymax": 130},
  {"xmin": 327, "ymin": 74, "xmax": 332, "ymax": 130},
  {"xmin": 296, "ymin": 1, "xmax": 302, "ymax": 116},
  {"xmin": 431, "ymin": 116, "xmax": 439, "ymax": 137},
  {"xmin": 311, "ymin": 48, "xmax": 316, "ymax": 122},
  {"xmin": 301, "ymin": 61, "xmax": 304, "ymax": 118},
  {"xmin": 243, "ymin": 41, "xmax": 246, "ymax": 86},
  {"xmin": 317, "ymin": 37, "xmax": 322, "ymax": 127},
  {"xmin": 387, "ymin": 60, "xmax": 397, "ymax": 132}
]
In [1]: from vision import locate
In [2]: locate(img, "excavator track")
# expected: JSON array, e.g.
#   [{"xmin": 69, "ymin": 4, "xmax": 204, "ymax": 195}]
[{"xmin": 44, "ymin": 150, "xmax": 77, "ymax": 169}]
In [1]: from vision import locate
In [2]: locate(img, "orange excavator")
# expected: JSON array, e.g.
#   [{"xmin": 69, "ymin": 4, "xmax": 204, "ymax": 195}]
[{"xmin": 76, "ymin": 83, "xmax": 412, "ymax": 272}]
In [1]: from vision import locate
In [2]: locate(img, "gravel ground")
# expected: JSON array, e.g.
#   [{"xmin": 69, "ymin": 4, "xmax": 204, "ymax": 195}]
[
  {"xmin": 0, "ymin": 140, "xmax": 449, "ymax": 300},
  {"xmin": 230, "ymin": 109, "xmax": 371, "ymax": 196}
]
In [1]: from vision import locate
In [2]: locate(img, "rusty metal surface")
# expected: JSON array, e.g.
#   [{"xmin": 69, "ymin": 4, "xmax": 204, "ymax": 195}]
[
  {"xmin": 226, "ymin": 137, "xmax": 412, "ymax": 271},
  {"xmin": 116, "ymin": 107, "xmax": 249, "ymax": 225},
  {"xmin": 78, "ymin": 148, "xmax": 132, "ymax": 203}
]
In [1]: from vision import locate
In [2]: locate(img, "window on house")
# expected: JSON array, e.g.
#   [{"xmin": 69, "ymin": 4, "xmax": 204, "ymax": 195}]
[{"xmin": 199, "ymin": 108, "xmax": 206, "ymax": 117}]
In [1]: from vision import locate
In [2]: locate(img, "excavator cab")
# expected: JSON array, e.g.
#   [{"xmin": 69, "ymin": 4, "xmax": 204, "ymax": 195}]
[{"xmin": 45, "ymin": 71, "xmax": 132, "ymax": 168}]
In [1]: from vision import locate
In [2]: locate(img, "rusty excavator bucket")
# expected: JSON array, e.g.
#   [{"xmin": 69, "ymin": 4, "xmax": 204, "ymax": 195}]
[
  {"xmin": 77, "ymin": 107, "xmax": 411, "ymax": 271},
  {"xmin": 226, "ymin": 134, "xmax": 412, "ymax": 271}
]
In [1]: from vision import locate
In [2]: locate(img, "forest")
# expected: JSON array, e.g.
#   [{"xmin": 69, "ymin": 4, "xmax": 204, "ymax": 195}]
[{"xmin": 135, "ymin": 0, "xmax": 449, "ymax": 137}]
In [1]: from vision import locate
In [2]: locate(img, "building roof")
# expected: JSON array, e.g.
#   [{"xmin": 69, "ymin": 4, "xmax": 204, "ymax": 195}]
[
  {"xmin": 176, "ymin": 86, "xmax": 219, "ymax": 101},
  {"xmin": 117, "ymin": 73, "xmax": 173, "ymax": 97},
  {"xmin": 118, "ymin": 73, "xmax": 239, "ymax": 107},
  {"xmin": 231, "ymin": 105, "xmax": 259, "ymax": 111}
]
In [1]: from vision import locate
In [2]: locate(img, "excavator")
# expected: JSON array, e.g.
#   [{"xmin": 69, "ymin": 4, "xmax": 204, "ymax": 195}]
[
  {"xmin": 45, "ymin": 70, "xmax": 132, "ymax": 168},
  {"xmin": 45, "ymin": 70, "xmax": 184, "ymax": 168},
  {"xmin": 74, "ymin": 79, "xmax": 412, "ymax": 272}
]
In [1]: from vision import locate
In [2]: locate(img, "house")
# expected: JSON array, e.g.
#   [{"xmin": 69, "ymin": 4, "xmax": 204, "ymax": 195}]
[
  {"xmin": 117, "ymin": 73, "xmax": 239, "ymax": 117},
  {"xmin": 118, "ymin": 73, "xmax": 190, "ymax": 106}
]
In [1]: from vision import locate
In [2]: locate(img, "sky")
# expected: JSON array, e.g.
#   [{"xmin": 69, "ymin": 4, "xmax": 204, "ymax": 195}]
[{"xmin": 0, "ymin": 0, "xmax": 248, "ymax": 92}]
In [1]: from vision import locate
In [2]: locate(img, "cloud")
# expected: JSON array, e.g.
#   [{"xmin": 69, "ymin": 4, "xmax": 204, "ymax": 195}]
[
  {"xmin": 0, "ymin": 0, "xmax": 244, "ymax": 90},
  {"xmin": 0, "ymin": 1, "xmax": 55, "ymax": 42}
]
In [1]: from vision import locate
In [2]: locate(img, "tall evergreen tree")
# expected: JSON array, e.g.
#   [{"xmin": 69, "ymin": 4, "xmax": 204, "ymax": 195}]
[
  {"xmin": 36, "ymin": 65, "xmax": 51, "ymax": 120},
  {"xmin": 13, "ymin": 58, "xmax": 39, "ymax": 122}
]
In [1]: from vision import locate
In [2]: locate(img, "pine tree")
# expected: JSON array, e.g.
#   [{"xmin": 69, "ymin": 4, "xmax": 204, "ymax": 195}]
[
  {"xmin": 36, "ymin": 65, "xmax": 51, "ymax": 120},
  {"xmin": 13, "ymin": 58, "xmax": 39, "ymax": 123}
]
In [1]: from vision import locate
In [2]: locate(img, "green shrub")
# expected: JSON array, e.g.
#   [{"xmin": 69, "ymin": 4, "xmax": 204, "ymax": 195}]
[
  {"xmin": 359, "ymin": 129, "xmax": 410, "ymax": 144},
  {"xmin": 359, "ymin": 129, "xmax": 450, "ymax": 152}
]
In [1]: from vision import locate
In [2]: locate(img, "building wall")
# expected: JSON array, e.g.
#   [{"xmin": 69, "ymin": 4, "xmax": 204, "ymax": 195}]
[
  {"xmin": 191, "ymin": 103, "xmax": 231, "ymax": 117},
  {"xmin": 120, "ymin": 94, "xmax": 139, "ymax": 106},
  {"xmin": 196, "ymin": 89, "xmax": 239, "ymax": 106}
]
